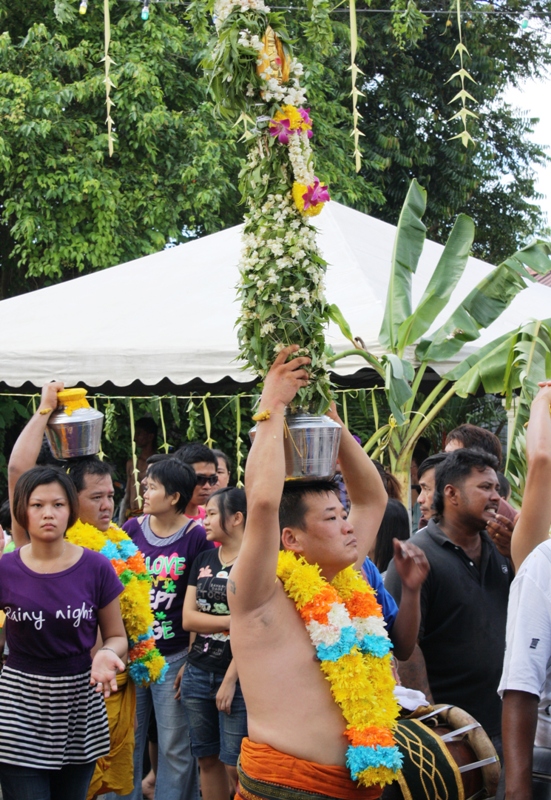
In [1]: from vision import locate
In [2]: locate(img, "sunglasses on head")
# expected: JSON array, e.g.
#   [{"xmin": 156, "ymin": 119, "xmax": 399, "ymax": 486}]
[{"xmin": 195, "ymin": 474, "xmax": 219, "ymax": 487}]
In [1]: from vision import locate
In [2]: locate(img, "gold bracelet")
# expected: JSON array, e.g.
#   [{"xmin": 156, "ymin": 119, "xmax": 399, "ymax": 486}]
[
  {"xmin": 38, "ymin": 407, "xmax": 53, "ymax": 415},
  {"xmin": 252, "ymin": 409, "xmax": 271, "ymax": 422}
]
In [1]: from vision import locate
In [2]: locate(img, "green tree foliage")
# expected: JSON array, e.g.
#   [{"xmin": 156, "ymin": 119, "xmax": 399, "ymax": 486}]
[
  {"xmin": 0, "ymin": 0, "xmax": 379, "ymax": 299},
  {"xmin": 1, "ymin": 1, "xmax": 550, "ymax": 300},
  {"xmin": 354, "ymin": 1, "xmax": 551, "ymax": 263},
  {"xmin": 0, "ymin": 0, "xmax": 244, "ymax": 298}
]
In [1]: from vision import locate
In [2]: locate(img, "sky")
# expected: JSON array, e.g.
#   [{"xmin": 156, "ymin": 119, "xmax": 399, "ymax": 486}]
[{"xmin": 503, "ymin": 57, "xmax": 551, "ymax": 229}]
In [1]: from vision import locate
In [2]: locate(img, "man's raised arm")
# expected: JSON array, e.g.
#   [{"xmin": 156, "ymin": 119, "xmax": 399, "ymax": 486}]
[
  {"xmin": 8, "ymin": 381, "xmax": 64, "ymax": 547},
  {"xmin": 511, "ymin": 381, "xmax": 551, "ymax": 570},
  {"xmin": 229, "ymin": 346, "xmax": 310, "ymax": 615},
  {"xmin": 325, "ymin": 405, "xmax": 388, "ymax": 568}
]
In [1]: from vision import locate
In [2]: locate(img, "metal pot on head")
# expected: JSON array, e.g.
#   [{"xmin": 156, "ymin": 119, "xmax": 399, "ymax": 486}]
[
  {"xmin": 250, "ymin": 410, "xmax": 341, "ymax": 481},
  {"xmin": 46, "ymin": 388, "xmax": 104, "ymax": 459}
]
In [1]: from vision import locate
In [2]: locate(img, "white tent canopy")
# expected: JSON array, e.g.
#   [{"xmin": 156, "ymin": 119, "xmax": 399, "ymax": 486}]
[{"xmin": 1, "ymin": 201, "xmax": 550, "ymax": 389}]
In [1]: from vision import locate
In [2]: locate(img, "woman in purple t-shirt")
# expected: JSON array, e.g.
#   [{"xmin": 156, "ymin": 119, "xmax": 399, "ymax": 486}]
[{"xmin": 0, "ymin": 465, "xmax": 127, "ymax": 800}]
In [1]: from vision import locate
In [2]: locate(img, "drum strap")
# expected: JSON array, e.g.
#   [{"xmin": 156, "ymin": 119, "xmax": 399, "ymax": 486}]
[{"xmin": 393, "ymin": 719, "xmax": 465, "ymax": 800}]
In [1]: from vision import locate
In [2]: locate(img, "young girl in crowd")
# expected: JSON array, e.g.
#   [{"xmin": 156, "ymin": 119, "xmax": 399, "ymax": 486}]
[
  {"xmin": 182, "ymin": 487, "xmax": 248, "ymax": 800},
  {"xmin": 0, "ymin": 466, "xmax": 126, "ymax": 800},
  {"xmin": 123, "ymin": 457, "xmax": 213, "ymax": 800}
]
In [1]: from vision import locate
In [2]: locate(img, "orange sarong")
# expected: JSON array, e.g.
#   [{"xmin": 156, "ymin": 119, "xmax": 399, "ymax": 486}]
[
  {"xmin": 86, "ymin": 672, "xmax": 136, "ymax": 799},
  {"xmin": 236, "ymin": 737, "xmax": 383, "ymax": 800}
]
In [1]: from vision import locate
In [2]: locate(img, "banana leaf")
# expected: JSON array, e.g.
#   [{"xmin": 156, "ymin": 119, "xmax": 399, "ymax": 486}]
[
  {"xmin": 444, "ymin": 317, "xmax": 551, "ymax": 392},
  {"xmin": 395, "ymin": 214, "xmax": 475, "ymax": 354},
  {"xmin": 415, "ymin": 240, "xmax": 551, "ymax": 363},
  {"xmin": 327, "ymin": 303, "xmax": 355, "ymax": 345},
  {"xmin": 502, "ymin": 320, "xmax": 551, "ymax": 506},
  {"xmin": 379, "ymin": 179, "xmax": 427, "ymax": 352},
  {"xmin": 382, "ymin": 354, "xmax": 414, "ymax": 425},
  {"xmin": 446, "ymin": 330, "xmax": 524, "ymax": 397}
]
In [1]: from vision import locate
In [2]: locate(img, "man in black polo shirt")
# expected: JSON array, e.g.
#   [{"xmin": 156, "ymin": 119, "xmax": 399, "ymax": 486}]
[{"xmin": 385, "ymin": 448, "xmax": 513, "ymax": 750}]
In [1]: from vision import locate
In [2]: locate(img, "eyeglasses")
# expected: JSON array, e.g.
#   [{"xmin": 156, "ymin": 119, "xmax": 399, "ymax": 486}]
[{"xmin": 195, "ymin": 474, "xmax": 219, "ymax": 487}]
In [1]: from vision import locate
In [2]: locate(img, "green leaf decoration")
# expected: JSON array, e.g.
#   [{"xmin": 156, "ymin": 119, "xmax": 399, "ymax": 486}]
[{"xmin": 446, "ymin": 0, "xmax": 478, "ymax": 147}]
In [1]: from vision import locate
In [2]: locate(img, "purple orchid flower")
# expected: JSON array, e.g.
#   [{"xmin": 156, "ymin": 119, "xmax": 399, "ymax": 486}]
[
  {"xmin": 299, "ymin": 107, "xmax": 313, "ymax": 138},
  {"xmin": 269, "ymin": 118, "xmax": 292, "ymax": 145},
  {"xmin": 302, "ymin": 178, "xmax": 330, "ymax": 209}
]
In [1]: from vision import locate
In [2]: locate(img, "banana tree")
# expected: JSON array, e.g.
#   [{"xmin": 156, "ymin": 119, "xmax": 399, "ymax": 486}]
[
  {"xmin": 328, "ymin": 179, "xmax": 551, "ymax": 508},
  {"xmin": 500, "ymin": 321, "xmax": 551, "ymax": 505}
]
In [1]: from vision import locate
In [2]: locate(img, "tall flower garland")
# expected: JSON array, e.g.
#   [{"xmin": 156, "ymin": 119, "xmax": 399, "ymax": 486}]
[
  {"xmin": 66, "ymin": 520, "xmax": 168, "ymax": 686},
  {"xmin": 277, "ymin": 551, "xmax": 402, "ymax": 787},
  {"xmin": 201, "ymin": 0, "xmax": 338, "ymax": 414}
]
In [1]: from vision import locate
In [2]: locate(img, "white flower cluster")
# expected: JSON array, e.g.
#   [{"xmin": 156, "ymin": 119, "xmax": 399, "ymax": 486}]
[
  {"xmin": 237, "ymin": 29, "xmax": 264, "ymax": 51},
  {"xmin": 258, "ymin": 57, "xmax": 308, "ymax": 105},
  {"xmin": 237, "ymin": 192, "xmax": 328, "ymax": 366},
  {"xmin": 287, "ymin": 130, "xmax": 314, "ymax": 185},
  {"xmin": 214, "ymin": 0, "xmax": 270, "ymax": 29}
]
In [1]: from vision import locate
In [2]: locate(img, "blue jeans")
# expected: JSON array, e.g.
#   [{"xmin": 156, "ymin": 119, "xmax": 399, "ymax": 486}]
[
  {"xmin": 181, "ymin": 663, "xmax": 248, "ymax": 766},
  {"xmin": 0, "ymin": 760, "xmax": 96, "ymax": 800},
  {"xmin": 107, "ymin": 654, "xmax": 199, "ymax": 800}
]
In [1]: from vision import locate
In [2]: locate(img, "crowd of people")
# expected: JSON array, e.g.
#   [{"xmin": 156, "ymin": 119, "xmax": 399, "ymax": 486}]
[{"xmin": 0, "ymin": 351, "xmax": 549, "ymax": 800}]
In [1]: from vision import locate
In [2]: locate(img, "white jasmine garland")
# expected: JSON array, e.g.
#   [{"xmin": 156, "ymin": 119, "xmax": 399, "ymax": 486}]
[
  {"xmin": 209, "ymin": 0, "xmax": 334, "ymax": 412},
  {"xmin": 214, "ymin": 0, "xmax": 270, "ymax": 28}
]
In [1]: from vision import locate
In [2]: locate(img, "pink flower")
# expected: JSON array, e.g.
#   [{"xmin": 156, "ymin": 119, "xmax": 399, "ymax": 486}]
[
  {"xmin": 269, "ymin": 118, "xmax": 292, "ymax": 144},
  {"xmin": 299, "ymin": 108, "xmax": 313, "ymax": 138},
  {"xmin": 302, "ymin": 178, "xmax": 330, "ymax": 210}
]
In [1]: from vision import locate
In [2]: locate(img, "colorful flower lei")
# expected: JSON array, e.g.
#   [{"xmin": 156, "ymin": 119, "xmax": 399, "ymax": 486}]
[
  {"xmin": 269, "ymin": 104, "xmax": 329, "ymax": 217},
  {"xmin": 66, "ymin": 520, "xmax": 168, "ymax": 686},
  {"xmin": 276, "ymin": 551, "xmax": 402, "ymax": 788}
]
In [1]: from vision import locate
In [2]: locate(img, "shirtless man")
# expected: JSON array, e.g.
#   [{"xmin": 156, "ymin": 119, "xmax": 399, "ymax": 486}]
[{"xmin": 229, "ymin": 346, "xmax": 427, "ymax": 799}]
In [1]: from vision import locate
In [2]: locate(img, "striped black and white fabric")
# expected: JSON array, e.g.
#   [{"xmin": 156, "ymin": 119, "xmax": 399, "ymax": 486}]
[{"xmin": 0, "ymin": 666, "xmax": 110, "ymax": 768}]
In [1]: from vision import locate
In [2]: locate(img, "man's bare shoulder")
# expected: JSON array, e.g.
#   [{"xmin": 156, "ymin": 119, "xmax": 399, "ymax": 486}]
[{"xmin": 229, "ymin": 578, "xmax": 297, "ymax": 636}]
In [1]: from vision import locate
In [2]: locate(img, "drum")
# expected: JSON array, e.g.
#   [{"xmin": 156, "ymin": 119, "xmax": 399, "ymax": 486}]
[{"xmin": 381, "ymin": 704, "xmax": 500, "ymax": 800}]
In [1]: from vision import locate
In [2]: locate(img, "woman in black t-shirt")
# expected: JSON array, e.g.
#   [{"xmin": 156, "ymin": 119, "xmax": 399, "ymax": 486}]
[{"xmin": 181, "ymin": 488, "xmax": 248, "ymax": 800}]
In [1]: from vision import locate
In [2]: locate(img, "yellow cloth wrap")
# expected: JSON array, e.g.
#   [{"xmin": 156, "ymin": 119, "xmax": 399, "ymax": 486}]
[{"xmin": 86, "ymin": 672, "xmax": 136, "ymax": 799}]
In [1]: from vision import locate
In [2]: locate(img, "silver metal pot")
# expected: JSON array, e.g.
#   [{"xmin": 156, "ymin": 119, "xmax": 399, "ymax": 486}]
[
  {"xmin": 250, "ymin": 410, "xmax": 341, "ymax": 481},
  {"xmin": 46, "ymin": 389, "xmax": 104, "ymax": 459}
]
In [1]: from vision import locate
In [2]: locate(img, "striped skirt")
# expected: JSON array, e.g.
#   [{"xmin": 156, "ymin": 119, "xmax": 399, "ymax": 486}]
[{"xmin": 0, "ymin": 666, "xmax": 110, "ymax": 769}]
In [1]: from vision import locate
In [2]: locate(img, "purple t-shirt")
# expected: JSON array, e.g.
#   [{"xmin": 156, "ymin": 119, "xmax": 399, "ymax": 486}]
[
  {"xmin": 0, "ymin": 548, "xmax": 123, "ymax": 676},
  {"xmin": 124, "ymin": 516, "xmax": 214, "ymax": 657}
]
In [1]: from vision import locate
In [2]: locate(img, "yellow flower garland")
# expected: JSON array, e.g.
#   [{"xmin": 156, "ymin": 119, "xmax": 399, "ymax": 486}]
[
  {"xmin": 276, "ymin": 551, "xmax": 402, "ymax": 787},
  {"xmin": 66, "ymin": 520, "xmax": 168, "ymax": 685}
]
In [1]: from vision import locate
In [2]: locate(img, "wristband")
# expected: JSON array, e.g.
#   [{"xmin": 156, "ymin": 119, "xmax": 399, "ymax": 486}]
[
  {"xmin": 99, "ymin": 646, "xmax": 119, "ymax": 657},
  {"xmin": 252, "ymin": 409, "xmax": 271, "ymax": 422}
]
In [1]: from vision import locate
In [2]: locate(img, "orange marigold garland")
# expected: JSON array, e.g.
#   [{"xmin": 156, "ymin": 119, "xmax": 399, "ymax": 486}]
[{"xmin": 66, "ymin": 520, "xmax": 168, "ymax": 686}]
